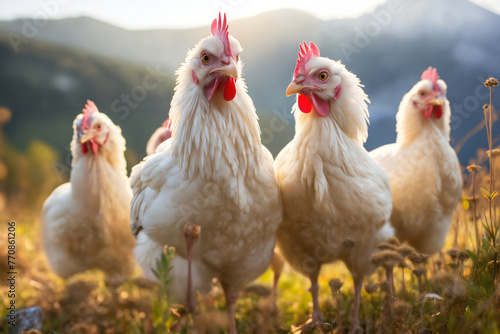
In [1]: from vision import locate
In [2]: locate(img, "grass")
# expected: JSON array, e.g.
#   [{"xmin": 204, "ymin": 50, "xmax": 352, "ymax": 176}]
[
  {"xmin": 1, "ymin": 205, "xmax": 499, "ymax": 333},
  {"xmin": 1, "ymin": 79, "xmax": 500, "ymax": 333}
]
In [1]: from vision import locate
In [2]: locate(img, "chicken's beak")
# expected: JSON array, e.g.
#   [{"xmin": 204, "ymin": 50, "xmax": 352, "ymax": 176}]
[
  {"xmin": 427, "ymin": 97, "xmax": 445, "ymax": 106},
  {"xmin": 80, "ymin": 132, "xmax": 93, "ymax": 143},
  {"xmin": 209, "ymin": 61, "xmax": 238, "ymax": 80},
  {"xmin": 286, "ymin": 82, "xmax": 302, "ymax": 96}
]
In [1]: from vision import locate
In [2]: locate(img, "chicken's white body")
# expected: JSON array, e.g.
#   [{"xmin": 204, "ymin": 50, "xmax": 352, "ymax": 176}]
[
  {"xmin": 131, "ymin": 43, "xmax": 282, "ymax": 304},
  {"xmin": 370, "ymin": 82, "xmax": 462, "ymax": 254},
  {"xmin": 42, "ymin": 109, "xmax": 135, "ymax": 279},
  {"xmin": 275, "ymin": 45, "xmax": 393, "ymax": 328},
  {"xmin": 275, "ymin": 107, "xmax": 393, "ymax": 283}
]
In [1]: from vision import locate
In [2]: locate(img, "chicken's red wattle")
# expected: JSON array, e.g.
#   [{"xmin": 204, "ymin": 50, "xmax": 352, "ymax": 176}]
[
  {"xmin": 81, "ymin": 140, "xmax": 100, "ymax": 155},
  {"xmin": 434, "ymin": 105, "xmax": 443, "ymax": 119},
  {"xmin": 223, "ymin": 77, "xmax": 236, "ymax": 101},
  {"xmin": 423, "ymin": 105, "xmax": 443, "ymax": 120},
  {"xmin": 298, "ymin": 94, "xmax": 312, "ymax": 113},
  {"xmin": 81, "ymin": 143, "xmax": 88, "ymax": 154},
  {"xmin": 90, "ymin": 139, "xmax": 99, "ymax": 154},
  {"xmin": 298, "ymin": 93, "xmax": 329, "ymax": 116}
]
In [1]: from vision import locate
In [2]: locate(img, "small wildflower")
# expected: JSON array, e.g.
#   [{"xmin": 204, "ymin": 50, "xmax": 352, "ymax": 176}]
[
  {"xmin": 446, "ymin": 248, "xmax": 461, "ymax": 261},
  {"xmin": 487, "ymin": 149, "xmax": 500, "ymax": 158},
  {"xmin": 397, "ymin": 244, "xmax": 416, "ymax": 258},
  {"xmin": 386, "ymin": 237, "xmax": 400, "ymax": 247},
  {"xmin": 329, "ymin": 278, "xmax": 343, "ymax": 294},
  {"xmin": 184, "ymin": 223, "xmax": 201, "ymax": 239},
  {"xmin": 458, "ymin": 251, "xmax": 469, "ymax": 262},
  {"xmin": 408, "ymin": 253, "xmax": 430, "ymax": 265},
  {"xmin": 412, "ymin": 266, "xmax": 427, "ymax": 278},
  {"xmin": 164, "ymin": 245, "xmax": 176, "ymax": 254},
  {"xmin": 364, "ymin": 282, "xmax": 379, "ymax": 294},
  {"xmin": 342, "ymin": 238, "xmax": 357, "ymax": 249},
  {"xmin": 398, "ymin": 261, "xmax": 409, "ymax": 269},
  {"xmin": 379, "ymin": 280, "xmax": 390, "ymax": 293},
  {"xmin": 377, "ymin": 243, "xmax": 397, "ymax": 251},
  {"xmin": 371, "ymin": 250, "xmax": 403, "ymax": 268},
  {"xmin": 485, "ymin": 77, "xmax": 498, "ymax": 87},
  {"xmin": 467, "ymin": 164, "xmax": 481, "ymax": 173}
]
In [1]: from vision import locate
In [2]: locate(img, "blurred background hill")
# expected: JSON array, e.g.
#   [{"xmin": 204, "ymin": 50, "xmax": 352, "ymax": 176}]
[{"xmin": 1, "ymin": 0, "xmax": 499, "ymax": 207}]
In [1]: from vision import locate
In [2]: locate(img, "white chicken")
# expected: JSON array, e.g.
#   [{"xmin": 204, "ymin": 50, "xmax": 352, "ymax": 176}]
[
  {"xmin": 130, "ymin": 13, "xmax": 282, "ymax": 333},
  {"xmin": 370, "ymin": 67, "xmax": 462, "ymax": 255},
  {"xmin": 274, "ymin": 42, "xmax": 393, "ymax": 331},
  {"xmin": 145, "ymin": 118, "xmax": 171, "ymax": 156},
  {"xmin": 42, "ymin": 100, "xmax": 135, "ymax": 280}
]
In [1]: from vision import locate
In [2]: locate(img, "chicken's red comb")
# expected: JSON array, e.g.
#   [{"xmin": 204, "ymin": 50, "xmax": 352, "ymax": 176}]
[
  {"xmin": 81, "ymin": 100, "xmax": 98, "ymax": 130},
  {"xmin": 421, "ymin": 67, "xmax": 441, "ymax": 92},
  {"xmin": 210, "ymin": 12, "xmax": 234, "ymax": 58},
  {"xmin": 294, "ymin": 42, "xmax": 320, "ymax": 78}
]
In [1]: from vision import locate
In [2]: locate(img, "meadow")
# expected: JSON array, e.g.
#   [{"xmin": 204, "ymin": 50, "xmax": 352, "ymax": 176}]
[{"xmin": 0, "ymin": 81, "xmax": 499, "ymax": 334}]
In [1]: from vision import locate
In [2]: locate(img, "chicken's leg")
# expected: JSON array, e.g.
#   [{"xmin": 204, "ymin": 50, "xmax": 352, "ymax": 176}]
[
  {"xmin": 270, "ymin": 250, "xmax": 284, "ymax": 303},
  {"xmin": 183, "ymin": 223, "xmax": 200, "ymax": 313},
  {"xmin": 222, "ymin": 283, "xmax": 239, "ymax": 334},
  {"xmin": 309, "ymin": 272, "xmax": 324, "ymax": 325},
  {"xmin": 349, "ymin": 276, "xmax": 363, "ymax": 334}
]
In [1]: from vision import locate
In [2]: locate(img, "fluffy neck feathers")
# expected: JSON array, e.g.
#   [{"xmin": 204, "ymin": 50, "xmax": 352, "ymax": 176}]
[
  {"xmin": 290, "ymin": 83, "xmax": 369, "ymax": 203},
  {"xmin": 169, "ymin": 62, "xmax": 262, "ymax": 180}
]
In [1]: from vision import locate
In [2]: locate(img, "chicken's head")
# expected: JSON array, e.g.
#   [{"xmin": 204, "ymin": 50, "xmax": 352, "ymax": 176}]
[
  {"xmin": 286, "ymin": 42, "xmax": 344, "ymax": 117},
  {"xmin": 410, "ymin": 67, "xmax": 447, "ymax": 120},
  {"xmin": 188, "ymin": 13, "xmax": 241, "ymax": 102},
  {"xmin": 76, "ymin": 100, "xmax": 111, "ymax": 155}
]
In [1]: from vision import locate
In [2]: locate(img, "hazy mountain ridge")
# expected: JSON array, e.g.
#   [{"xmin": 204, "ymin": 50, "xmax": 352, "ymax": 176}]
[
  {"xmin": 1, "ymin": 0, "xmax": 499, "ymax": 163},
  {"xmin": 0, "ymin": 34, "xmax": 175, "ymax": 160}
]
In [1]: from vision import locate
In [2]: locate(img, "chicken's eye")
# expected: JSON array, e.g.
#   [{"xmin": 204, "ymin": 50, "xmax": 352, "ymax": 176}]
[
  {"xmin": 202, "ymin": 53, "xmax": 210, "ymax": 64},
  {"xmin": 96, "ymin": 124, "xmax": 101, "ymax": 130},
  {"xmin": 318, "ymin": 71, "xmax": 328, "ymax": 81},
  {"xmin": 420, "ymin": 91, "xmax": 425, "ymax": 96}
]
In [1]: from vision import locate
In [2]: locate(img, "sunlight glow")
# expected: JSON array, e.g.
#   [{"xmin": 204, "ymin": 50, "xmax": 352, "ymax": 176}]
[{"xmin": 0, "ymin": 0, "xmax": 498, "ymax": 30}]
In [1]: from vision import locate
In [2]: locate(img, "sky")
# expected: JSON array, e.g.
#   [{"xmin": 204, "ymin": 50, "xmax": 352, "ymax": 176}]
[{"xmin": 0, "ymin": 0, "xmax": 499, "ymax": 30}]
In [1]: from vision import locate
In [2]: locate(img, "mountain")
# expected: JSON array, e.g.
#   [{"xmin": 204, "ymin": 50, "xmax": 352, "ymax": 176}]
[
  {"xmin": 1, "ymin": 0, "xmax": 499, "ymax": 164},
  {"xmin": 0, "ymin": 35, "xmax": 175, "ymax": 163}
]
